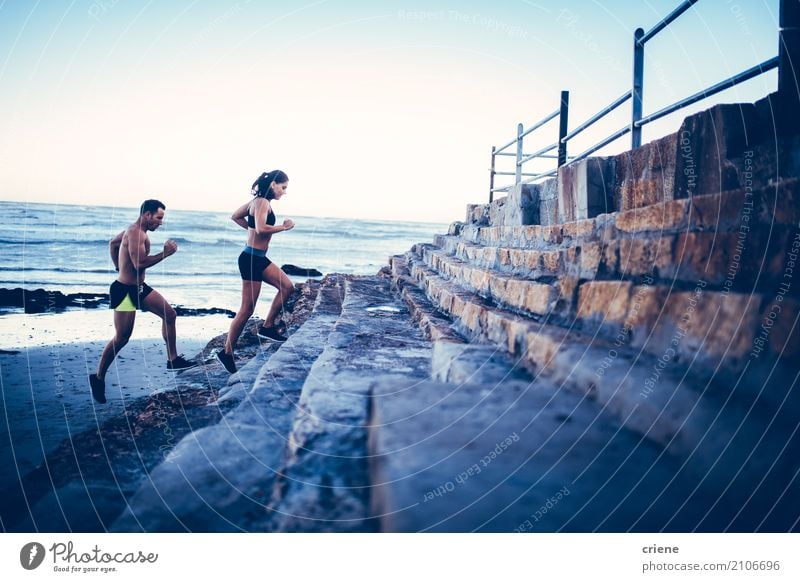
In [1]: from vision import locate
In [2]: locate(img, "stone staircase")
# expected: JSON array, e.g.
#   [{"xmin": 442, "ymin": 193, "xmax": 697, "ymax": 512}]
[{"xmin": 108, "ymin": 95, "xmax": 799, "ymax": 532}]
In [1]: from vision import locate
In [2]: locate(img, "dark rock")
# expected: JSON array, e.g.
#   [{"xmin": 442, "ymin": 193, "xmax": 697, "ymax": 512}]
[
  {"xmin": 281, "ymin": 264, "xmax": 323, "ymax": 277},
  {"xmin": 0, "ymin": 288, "xmax": 108, "ymax": 313},
  {"xmin": 173, "ymin": 306, "xmax": 235, "ymax": 317}
]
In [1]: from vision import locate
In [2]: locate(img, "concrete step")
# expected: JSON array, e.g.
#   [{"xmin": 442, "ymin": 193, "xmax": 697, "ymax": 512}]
[
  {"xmin": 391, "ymin": 253, "xmax": 533, "ymax": 386},
  {"xmin": 390, "ymin": 254, "xmax": 464, "ymax": 343},
  {"xmin": 110, "ymin": 275, "xmax": 346, "ymax": 532},
  {"xmin": 412, "ymin": 243, "xmax": 800, "ymax": 386},
  {"xmin": 368, "ymin": 378, "xmax": 706, "ymax": 532},
  {"xmin": 396, "ymin": 252, "xmax": 800, "ymax": 500},
  {"xmin": 264, "ymin": 275, "xmax": 434, "ymax": 532}
]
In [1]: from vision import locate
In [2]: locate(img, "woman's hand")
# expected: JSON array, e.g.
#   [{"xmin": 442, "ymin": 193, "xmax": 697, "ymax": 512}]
[{"xmin": 282, "ymin": 218, "xmax": 295, "ymax": 231}]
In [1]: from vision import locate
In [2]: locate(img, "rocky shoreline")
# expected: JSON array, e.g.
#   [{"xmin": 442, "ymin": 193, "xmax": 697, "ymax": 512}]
[{"xmin": 0, "ymin": 280, "xmax": 321, "ymax": 531}]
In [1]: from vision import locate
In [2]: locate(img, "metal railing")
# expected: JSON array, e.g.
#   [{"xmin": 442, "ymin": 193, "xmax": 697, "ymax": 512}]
[
  {"xmin": 488, "ymin": 0, "xmax": 783, "ymax": 200},
  {"xmin": 489, "ymin": 90, "xmax": 568, "ymax": 202}
]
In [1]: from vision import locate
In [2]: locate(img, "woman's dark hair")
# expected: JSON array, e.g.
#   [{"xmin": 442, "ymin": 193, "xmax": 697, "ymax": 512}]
[{"xmin": 251, "ymin": 170, "xmax": 289, "ymax": 200}]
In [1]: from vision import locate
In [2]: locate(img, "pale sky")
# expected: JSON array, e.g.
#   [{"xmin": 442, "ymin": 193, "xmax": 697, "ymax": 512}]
[{"xmin": 0, "ymin": 0, "xmax": 779, "ymax": 222}]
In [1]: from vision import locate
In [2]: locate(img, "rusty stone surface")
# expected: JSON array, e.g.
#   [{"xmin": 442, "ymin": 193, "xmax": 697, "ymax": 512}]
[
  {"xmin": 674, "ymin": 101, "xmax": 765, "ymax": 199},
  {"xmin": 624, "ymin": 284, "xmax": 668, "ymax": 346},
  {"xmin": 650, "ymin": 289, "xmax": 763, "ymax": 368},
  {"xmin": 615, "ymin": 132, "xmax": 677, "ymax": 211},
  {"xmin": 619, "ymin": 236, "xmax": 675, "ymax": 277},
  {"xmin": 576, "ymin": 281, "xmax": 633, "ymax": 325},
  {"xmin": 562, "ymin": 218, "xmax": 595, "ymax": 239},
  {"xmin": 615, "ymin": 199, "xmax": 689, "ymax": 233}
]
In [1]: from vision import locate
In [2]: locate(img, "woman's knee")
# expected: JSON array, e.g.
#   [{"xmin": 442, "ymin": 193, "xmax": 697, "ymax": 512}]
[{"xmin": 280, "ymin": 281, "xmax": 295, "ymax": 298}]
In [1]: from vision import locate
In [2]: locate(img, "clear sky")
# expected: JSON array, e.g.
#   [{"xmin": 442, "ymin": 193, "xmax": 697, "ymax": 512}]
[{"xmin": 0, "ymin": 0, "xmax": 779, "ymax": 223}]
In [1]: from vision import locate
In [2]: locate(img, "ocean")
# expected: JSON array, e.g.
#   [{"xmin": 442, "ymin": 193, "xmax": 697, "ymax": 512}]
[{"xmin": 0, "ymin": 201, "xmax": 447, "ymax": 312}]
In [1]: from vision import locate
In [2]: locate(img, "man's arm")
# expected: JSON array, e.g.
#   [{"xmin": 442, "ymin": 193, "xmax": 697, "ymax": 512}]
[
  {"xmin": 128, "ymin": 230, "xmax": 177, "ymax": 271},
  {"xmin": 109, "ymin": 231, "xmax": 124, "ymax": 271}
]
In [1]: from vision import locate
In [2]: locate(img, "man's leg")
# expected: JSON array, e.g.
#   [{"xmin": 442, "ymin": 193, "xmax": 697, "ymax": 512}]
[
  {"xmin": 96, "ymin": 310, "xmax": 136, "ymax": 380},
  {"xmin": 140, "ymin": 288, "xmax": 178, "ymax": 362},
  {"xmin": 91, "ymin": 310, "xmax": 136, "ymax": 403}
]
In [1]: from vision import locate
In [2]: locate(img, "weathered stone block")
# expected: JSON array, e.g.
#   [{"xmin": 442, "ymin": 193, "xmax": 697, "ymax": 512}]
[
  {"xmin": 558, "ymin": 156, "xmax": 615, "ymax": 223},
  {"xmin": 615, "ymin": 132, "xmax": 677, "ymax": 211},
  {"xmin": 576, "ymin": 281, "xmax": 633, "ymax": 326},
  {"xmin": 466, "ymin": 203, "xmax": 491, "ymax": 226},
  {"xmin": 488, "ymin": 197, "xmax": 508, "ymax": 226},
  {"xmin": 624, "ymin": 284, "xmax": 668, "ymax": 345},
  {"xmin": 540, "ymin": 250, "xmax": 562, "ymax": 273},
  {"xmin": 561, "ymin": 218, "xmax": 595, "ymax": 239},
  {"xmin": 615, "ymin": 199, "xmax": 689, "ymax": 233},
  {"xmin": 538, "ymin": 178, "xmax": 560, "ymax": 226},
  {"xmin": 674, "ymin": 101, "xmax": 766, "ymax": 199},
  {"xmin": 688, "ymin": 189, "xmax": 750, "ymax": 231},
  {"xmin": 650, "ymin": 289, "xmax": 763, "ymax": 368},
  {"xmin": 672, "ymin": 232, "xmax": 737, "ymax": 285},
  {"xmin": 499, "ymin": 183, "xmax": 540, "ymax": 226},
  {"xmin": 618, "ymin": 236, "xmax": 674, "ymax": 277}
]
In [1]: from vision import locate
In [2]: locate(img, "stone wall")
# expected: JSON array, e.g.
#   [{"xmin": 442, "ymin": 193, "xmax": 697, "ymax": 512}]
[{"xmin": 471, "ymin": 93, "xmax": 795, "ymax": 229}]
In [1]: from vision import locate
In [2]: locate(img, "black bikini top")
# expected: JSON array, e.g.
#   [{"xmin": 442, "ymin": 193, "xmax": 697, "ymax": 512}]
[{"xmin": 247, "ymin": 208, "xmax": 276, "ymax": 229}]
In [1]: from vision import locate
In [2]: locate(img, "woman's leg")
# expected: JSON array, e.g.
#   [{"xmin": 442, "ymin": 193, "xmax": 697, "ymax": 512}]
[
  {"xmin": 224, "ymin": 279, "xmax": 262, "ymax": 354},
  {"xmin": 261, "ymin": 263, "xmax": 295, "ymax": 328}
]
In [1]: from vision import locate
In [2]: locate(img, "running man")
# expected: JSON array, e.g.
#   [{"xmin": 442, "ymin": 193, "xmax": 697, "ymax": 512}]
[{"xmin": 89, "ymin": 199, "xmax": 197, "ymax": 404}]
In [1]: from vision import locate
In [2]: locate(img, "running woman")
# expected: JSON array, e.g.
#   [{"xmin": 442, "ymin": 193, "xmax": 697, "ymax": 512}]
[{"xmin": 216, "ymin": 171, "xmax": 295, "ymax": 373}]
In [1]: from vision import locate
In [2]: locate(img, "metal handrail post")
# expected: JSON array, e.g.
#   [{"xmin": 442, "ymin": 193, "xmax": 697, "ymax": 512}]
[
  {"xmin": 779, "ymin": 0, "xmax": 800, "ymax": 126},
  {"xmin": 557, "ymin": 90, "xmax": 570, "ymax": 167},
  {"xmin": 489, "ymin": 146, "xmax": 496, "ymax": 202},
  {"xmin": 632, "ymin": 27, "xmax": 645, "ymax": 148},
  {"xmin": 515, "ymin": 123, "xmax": 524, "ymax": 185}
]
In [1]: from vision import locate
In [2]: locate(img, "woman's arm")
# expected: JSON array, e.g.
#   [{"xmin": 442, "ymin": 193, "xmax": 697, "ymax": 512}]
[
  {"xmin": 231, "ymin": 201, "xmax": 251, "ymax": 230},
  {"xmin": 252, "ymin": 198, "xmax": 293, "ymax": 236}
]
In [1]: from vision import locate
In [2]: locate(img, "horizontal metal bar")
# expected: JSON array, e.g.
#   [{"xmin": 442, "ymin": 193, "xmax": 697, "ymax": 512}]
[
  {"xmin": 561, "ymin": 91, "xmax": 631, "ymax": 143},
  {"xmin": 570, "ymin": 124, "xmax": 632, "ymax": 163},
  {"xmin": 495, "ymin": 152, "xmax": 518, "ymax": 157},
  {"xmin": 493, "ymin": 171, "xmax": 543, "ymax": 177},
  {"xmin": 490, "ymin": 186, "xmax": 513, "ymax": 193},
  {"xmin": 519, "ymin": 142, "xmax": 557, "ymax": 165},
  {"xmin": 494, "ymin": 107, "xmax": 560, "ymax": 153},
  {"xmin": 495, "ymin": 136, "xmax": 518, "ymax": 153},
  {"xmin": 519, "ymin": 108, "xmax": 560, "ymax": 139},
  {"xmin": 639, "ymin": 0, "xmax": 700, "ymax": 45},
  {"xmin": 635, "ymin": 56, "xmax": 779, "ymax": 127},
  {"xmin": 520, "ymin": 169, "xmax": 558, "ymax": 184}
]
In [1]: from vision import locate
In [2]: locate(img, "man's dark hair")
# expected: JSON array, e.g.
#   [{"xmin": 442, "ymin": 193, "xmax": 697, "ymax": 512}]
[{"xmin": 140, "ymin": 199, "xmax": 166, "ymax": 215}]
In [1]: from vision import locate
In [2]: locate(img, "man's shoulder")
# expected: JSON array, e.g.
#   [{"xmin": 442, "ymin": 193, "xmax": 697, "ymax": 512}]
[{"xmin": 124, "ymin": 223, "xmax": 145, "ymax": 239}]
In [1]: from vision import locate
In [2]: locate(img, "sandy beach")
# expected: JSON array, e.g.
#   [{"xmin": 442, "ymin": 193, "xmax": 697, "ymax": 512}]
[{"xmin": 0, "ymin": 309, "xmax": 232, "ymax": 496}]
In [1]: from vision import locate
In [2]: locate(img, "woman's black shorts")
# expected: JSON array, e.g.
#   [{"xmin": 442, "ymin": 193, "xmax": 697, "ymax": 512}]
[{"xmin": 238, "ymin": 249, "xmax": 273, "ymax": 281}]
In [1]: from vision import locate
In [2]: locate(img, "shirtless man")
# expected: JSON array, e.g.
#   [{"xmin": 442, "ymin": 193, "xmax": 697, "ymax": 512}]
[{"xmin": 89, "ymin": 199, "xmax": 196, "ymax": 404}]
